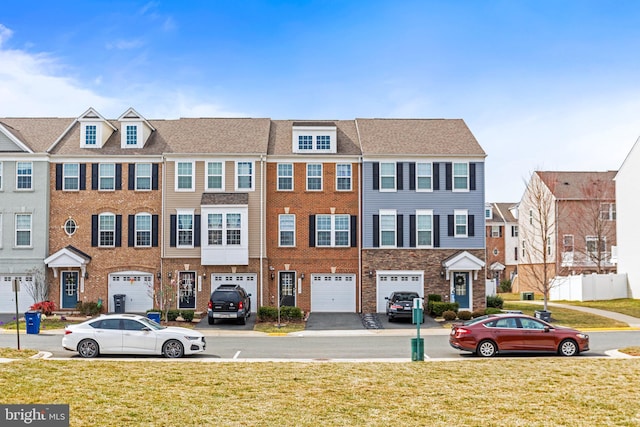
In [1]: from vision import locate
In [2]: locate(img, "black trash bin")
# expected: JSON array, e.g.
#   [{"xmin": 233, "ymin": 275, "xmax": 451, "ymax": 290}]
[
  {"xmin": 113, "ymin": 294, "xmax": 126, "ymax": 313},
  {"xmin": 25, "ymin": 311, "xmax": 41, "ymax": 334},
  {"xmin": 535, "ymin": 310, "xmax": 552, "ymax": 322}
]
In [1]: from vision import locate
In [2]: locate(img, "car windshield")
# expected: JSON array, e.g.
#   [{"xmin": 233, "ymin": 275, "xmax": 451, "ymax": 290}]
[
  {"xmin": 462, "ymin": 315, "xmax": 492, "ymax": 326},
  {"xmin": 212, "ymin": 291, "xmax": 241, "ymax": 302},
  {"xmin": 138, "ymin": 316, "xmax": 166, "ymax": 330},
  {"xmin": 394, "ymin": 293, "xmax": 418, "ymax": 301}
]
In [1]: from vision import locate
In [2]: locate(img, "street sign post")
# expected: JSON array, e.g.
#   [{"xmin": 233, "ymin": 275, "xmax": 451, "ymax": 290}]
[{"xmin": 12, "ymin": 278, "xmax": 20, "ymax": 350}]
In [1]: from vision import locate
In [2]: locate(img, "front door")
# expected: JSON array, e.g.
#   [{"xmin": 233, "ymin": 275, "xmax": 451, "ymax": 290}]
[
  {"xmin": 279, "ymin": 272, "xmax": 295, "ymax": 307},
  {"xmin": 61, "ymin": 271, "xmax": 79, "ymax": 309},
  {"xmin": 453, "ymin": 272, "xmax": 470, "ymax": 309},
  {"xmin": 178, "ymin": 271, "xmax": 196, "ymax": 309}
]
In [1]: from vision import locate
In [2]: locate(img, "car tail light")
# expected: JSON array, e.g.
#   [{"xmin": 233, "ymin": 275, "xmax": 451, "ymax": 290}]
[
  {"xmin": 64, "ymin": 329, "xmax": 72, "ymax": 335},
  {"xmin": 454, "ymin": 328, "xmax": 471, "ymax": 338},
  {"xmin": 238, "ymin": 301, "xmax": 244, "ymax": 310},
  {"xmin": 390, "ymin": 304, "xmax": 403, "ymax": 310},
  {"xmin": 208, "ymin": 300, "xmax": 213, "ymax": 309}
]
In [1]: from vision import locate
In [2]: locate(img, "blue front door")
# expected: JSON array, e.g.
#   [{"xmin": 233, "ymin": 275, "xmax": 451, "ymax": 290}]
[
  {"xmin": 61, "ymin": 271, "xmax": 79, "ymax": 309},
  {"xmin": 453, "ymin": 272, "xmax": 470, "ymax": 309}
]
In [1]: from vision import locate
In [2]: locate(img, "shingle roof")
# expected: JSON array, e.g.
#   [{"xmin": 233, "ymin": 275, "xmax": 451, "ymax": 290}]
[
  {"xmin": 493, "ymin": 202, "xmax": 518, "ymax": 223},
  {"xmin": 0, "ymin": 118, "xmax": 75, "ymax": 153},
  {"xmin": 537, "ymin": 171, "xmax": 617, "ymax": 200},
  {"xmin": 356, "ymin": 118, "xmax": 485, "ymax": 156},
  {"xmin": 201, "ymin": 193, "xmax": 249, "ymax": 205},
  {"xmin": 268, "ymin": 120, "xmax": 361, "ymax": 155}
]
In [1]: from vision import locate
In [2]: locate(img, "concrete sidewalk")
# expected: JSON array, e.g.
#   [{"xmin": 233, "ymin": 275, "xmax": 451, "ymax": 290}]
[{"xmin": 517, "ymin": 300, "xmax": 640, "ymax": 328}]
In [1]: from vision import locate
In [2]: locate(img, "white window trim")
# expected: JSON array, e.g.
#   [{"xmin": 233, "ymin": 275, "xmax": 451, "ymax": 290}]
[
  {"xmin": 15, "ymin": 213, "xmax": 32, "ymax": 247},
  {"xmin": 491, "ymin": 225, "xmax": 501, "ymax": 238},
  {"xmin": 315, "ymin": 135, "xmax": 331, "ymax": 150},
  {"xmin": 121, "ymin": 123, "xmax": 141, "ymax": 148},
  {"xmin": 563, "ymin": 234, "xmax": 574, "ymax": 252},
  {"xmin": 176, "ymin": 209, "xmax": 195, "ymax": 248},
  {"xmin": 0, "ymin": 213, "xmax": 3, "ymax": 248},
  {"xmin": 81, "ymin": 123, "xmax": 101, "ymax": 148},
  {"xmin": 306, "ymin": 163, "xmax": 323, "ymax": 191},
  {"xmin": 485, "ymin": 205, "xmax": 493, "ymax": 220},
  {"xmin": 135, "ymin": 163, "xmax": 152, "ymax": 191},
  {"xmin": 379, "ymin": 162, "xmax": 397, "ymax": 192},
  {"xmin": 16, "ymin": 161, "xmax": 33, "ymax": 191},
  {"xmin": 415, "ymin": 162, "xmax": 433, "ymax": 192},
  {"xmin": 277, "ymin": 163, "xmax": 294, "ymax": 191},
  {"xmin": 0, "ymin": 161, "xmax": 3, "ymax": 191},
  {"xmin": 175, "ymin": 161, "xmax": 195, "ymax": 192},
  {"xmin": 454, "ymin": 209, "xmax": 468, "ymax": 238},
  {"xmin": 316, "ymin": 214, "xmax": 350, "ymax": 247},
  {"xmin": 205, "ymin": 161, "xmax": 225, "ymax": 191},
  {"xmin": 135, "ymin": 213, "xmax": 152, "ymax": 248},
  {"xmin": 98, "ymin": 163, "xmax": 116, "ymax": 191},
  {"xmin": 279, "ymin": 214, "xmax": 296, "ymax": 247},
  {"xmin": 379, "ymin": 209, "xmax": 397, "ymax": 248},
  {"xmin": 98, "ymin": 212, "xmax": 116, "ymax": 248},
  {"xmin": 63, "ymin": 163, "xmax": 80, "ymax": 191},
  {"xmin": 452, "ymin": 162, "xmax": 469, "ymax": 192},
  {"xmin": 235, "ymin": 161, "xmax": 254, "ymax": 191},
  {"xmin": 416, "ymin": 209, "xmax": 433, "ymax": 248},
  {"xmin": 336, "ymin": 163, "xmax": 352, "ymax": 191}
]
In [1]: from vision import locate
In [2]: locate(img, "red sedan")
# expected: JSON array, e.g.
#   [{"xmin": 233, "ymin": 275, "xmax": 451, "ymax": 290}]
[{"xmin": 449, "ymin": 313, "xmax": 589, "ymax": 357}]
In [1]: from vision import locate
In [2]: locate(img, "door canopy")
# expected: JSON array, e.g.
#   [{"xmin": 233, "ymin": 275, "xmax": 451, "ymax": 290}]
[
  {"xmin": 442, "ymin": 251, "xmax": 485, "ymax": 280},
  {"xmin": 44, "ymin": 245, "xmax": 92, "ymax": 278}
]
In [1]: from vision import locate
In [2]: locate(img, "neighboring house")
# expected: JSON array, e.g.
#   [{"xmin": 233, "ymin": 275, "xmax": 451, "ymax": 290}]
[
  {"xmin": 485, "ymin": 202, "xmax": 519, "ymax": 286},
  {"xmin": 44, "ymin": 108, "xmax": 163, "ymax": 312},
  {"xmin": 358, "ymin": 119, "xmax": 487, "ymax": 312},
  {"xmin": 0, "ymin": 118, "xmax": 69, "ymax": 312},
  {"xmin": 518, "ymin": 171, "xmax": 617, "ymax": 293},
  {"xmin": 265, "ymin": 120, "xmax": 361, "ymax": 313},
  {"xmin": 162, "ymin": 118, "xmax": 271, "ymax": 314}
]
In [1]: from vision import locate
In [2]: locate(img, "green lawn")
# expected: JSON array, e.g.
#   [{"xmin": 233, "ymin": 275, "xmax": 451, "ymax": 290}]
[
  {"xmin": 502, "ymin": 302, "xmax": 629, "ymax": 329},
  {"xmin": 555, "ymin": 298, "xmax": 640, "ymax": 318}
]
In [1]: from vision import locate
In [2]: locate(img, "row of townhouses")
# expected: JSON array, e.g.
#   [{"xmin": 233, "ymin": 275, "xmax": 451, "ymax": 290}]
[{"xmin": 0, "ymin": 108, "xmax": 487, "ymax": 315}]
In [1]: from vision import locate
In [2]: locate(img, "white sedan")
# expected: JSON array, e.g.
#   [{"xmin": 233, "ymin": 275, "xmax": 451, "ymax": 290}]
[{"xmin": 62, "ymin": 313, "xmax": 206, "ymax": 358}]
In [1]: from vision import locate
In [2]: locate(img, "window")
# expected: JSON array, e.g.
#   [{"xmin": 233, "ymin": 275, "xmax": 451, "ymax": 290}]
[
  {"xmin": 236, "ymin": 161, "xmax": 253, "ymax": 190},
  {"xmin": 176, "ymin": 162, "xmax": 194, "ymax": 191},
  {"xmin": 64, "ymin": 218, "xmax": 77, "ymax": 236},
  {"xmin": 454, "ymin": 210, "xmax": 468, "ymax": 237},
  {"xmin": 135, "ymin": 163, "xmax": 152, "ymax": 190},
  {"xmin": 207, "ymin": 213, "xmax": 222, "ymax": 245},
  {"xmin": 512, "ymin": 225, "xmax": 519, "ymax": 237},
  {"xmin": 177, "ymin": 213, "xmax": 194, "ymax": 247},
  {"xmin": 453, "ymin": 163, "xmax": 468, "ymax": 191},
  {"xmin": 279, "ymin": 214, "xmax": 295, "ymax": 246},
  {"xmin": 600, "ymin": 203, "xmax": 616, "ymax": 221},
  {"xmin": 206, "ymin": 162, "xmax": 224, "ymax": 191},
  {"xmin": 16, "ymin": 162, "xmax": 32, "ymax": 190},
  {"xmin": 563, "ymin": 235, "xmax": 574, "ymax": 252},
  {"xmin": 336, "ymin": 164, "xmax": 351, "ymax": 191},
  {"xmin": 125, "ymin": 125, "xmax": 137, "ymax": 145},
  {"xmin": 99, "ymin": 163, "xmax": 115, "ymax": 190},
  {"xmin": 416, "ymin": 163, "xmax": 432, "ymax": 191},
  {"xmin": 491, "ymin": 226, "xmax": 501, "ymax": 238},
  {"xmin": 0, "ymin": 161, "xmax": 3, "ymax": 190},
  {"xmin": 15, "ymin": 213, "xmax": 32, "ymax": 247},
  {"xmin": 85, "ymin": 125, "xmax": 97, "ymax": 145},
  {"xmin": 586, "ymin": 236, "xmax": 606, "ymax": 256},
  {"xmin": 99, "ymin": 213, "xmax": 115, "ymax": 247},
  {"xmin": 307, "ymin": 164, "xmax": 322, "ymax": 191},
  {"xmin": 316, "ymin": 135, "xmax": 331, "ymax": 150},
  {"xmin": 226, "ymin": 213, "xmax": 241, "ymax": 245},
  {"xmin": 135, "ymin": 214, "xmax": 152, "ymax": 247},
  {"xmin": 380, "ymin": 210, "xmax": 396, "ymax": 247},
  {"xmin": 298, "ymin": 135, "xmax": 313, "ymax": 150},
  {"xmin": 63, "ymin": 163, "xmax": 79, "ymax": 190},
  {"xmin": 380, "ymin": 162, "xmax": 396, "ymax": 191},
  {"xmin": 547, "ymin": 238, "xmax": 552, "ymax": 256},
  {"xmin": 207, "ymin": 212, "xmax": 242, "ymax": 246},
  {"xmin": 485, "ymin": 206, "xmax": 492, "ymax": 219},
  {"xmin": 316, "ymin": 214, "xmax": 350, "ymax": 247},
  {"xmin": 278, "ymin": 163, "xmax": 293, "ymax": 191},
  {"xmin": 416, "ymin": 210, "xmax": 433, "ymax": 247}
]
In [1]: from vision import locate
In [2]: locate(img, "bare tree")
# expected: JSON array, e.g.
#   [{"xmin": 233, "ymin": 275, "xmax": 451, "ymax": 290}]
[
  {"xmin": 24, "ymin": 266, "xmax": 49, "ymax": 303},
  {"xmin": 153, "ymin": 270, "xmax": 179, "ymax": 323}
]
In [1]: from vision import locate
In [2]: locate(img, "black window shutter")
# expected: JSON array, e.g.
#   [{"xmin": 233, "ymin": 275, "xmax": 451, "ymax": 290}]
[
  {"xmin": 434, "ymin": 215, "xmax": 440, "ymax": 247},
  {"xmin": 350, "ymin": 215, "xmax": 357, "ymax": 247},
  {"xmin": 372, "ymin": 162, "xmax": 379, "ymax": 190},
  {"xmin": 514, "ymin": 247, "xmax": 518, "ymax": 261},
  {"xmin": 128, "ymin": 215, "xmax": 135, "ymax": 247},
  {"xmin": 194, "ymin": 214, "xmax": 201, "ymax": 247},
  {"xmin": 170, "ymin": 215, "xmax": 177, "ymax": 247},
  {"xmin": 470, "ymin": 163, "xmax": 476, "ymax": 191},
  {"xmin": 448, "ymin": 215, "xmax": 454, "ymax": 236},
  {"xmin": 397, "ymin": 214, "xmax": 403, "ymax": 247},
  {"xmin": 128, "ymin": 164, "xmax": 135, "ymax": 190},
  {"xmin": 309, "ymin": 215, "xmax": 316, "ymax": 247},
  {"xmin": 91, "ymin": 164, "xmax": 98, "ymax": 190},
  {"xmin": 373, "ymin": 215, "xmax": 379, "ymax": 247},
  {"xmin": 445, "ymin": 163, "xmax": 452, "ymax": 191},
  {"xmin": 152, "ymin": 164, "xmax": 159, "ymax": 190},
  {"xmin": 499, "ymin": 226, "xmax": 503, "ymax": 238},
  {"xmin": 409, "ymin": 163, "xmax": 416, "ymax": 190},
  {"xmin": 409, "ymin": 215, "xmax": 416, "ymax": 247},
  {"xmin": 115, "ymin": 164, "xmax": 122, "ymax": 190},
  {"xmin": 468, "ymin": 215, "xmax": 475, "ymax": 237},
  {"xmin": 91, "ymin": 215, "xmax": 98, "ymax": 247},
  {"xmin": 152, "ymin": 215, "xmax": 159, "ymax": 247},
  {"xmin": 80, "ymin": 164, "xmax": 86, "ymax": 190},
  {"xmin": 55, "ymin": 164, "xmax": 62, "ymax": 190},
  {"xmin": 115, "ymin": 215, "xmax": 122, "ymax": 247},
  {"xmin": 433, "ymin": 163, "xmax": 440, "ymax": 191},
  {"xmin": 397, "ymin": 163, "xmax": 403, "ymax": 190}
]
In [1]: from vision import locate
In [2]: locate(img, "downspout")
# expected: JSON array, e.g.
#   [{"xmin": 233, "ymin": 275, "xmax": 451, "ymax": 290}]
[
  {"xmin": 358, "ymin": 157, "xmax": 362, "ymax": 313},
  {"xmin": 260, "ymin": 154, "xmax": 265, "ymax": 308},
  {"xmin": 160, "ymin": 154, "xmax": 166, "ymax": 310}
]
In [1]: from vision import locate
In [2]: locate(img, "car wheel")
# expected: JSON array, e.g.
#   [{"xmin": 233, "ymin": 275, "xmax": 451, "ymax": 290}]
[
  {"xmin": 388, "ymin": 315, "xmax": 394, "ymax": 322},
  {"xmin": 208, "ymin": 317, "xmax": 215, "ymax": 325},
  {"xmin": 77, "ymin": 339, "xmax": 100, "ymax": 358},
  {"xmin": 163, "ymin": 339, "xmax": 184, "ymax": 358},
  {"xmin": 237, "ymin": 315, "xmax": 246, "ymax": 325},
  {"xmin": 477, "ymin": 340, "xmax": 497, "ymax": 357},
  {"xmin": 559, "ymin": 339, "xmax": 578, "ymax": 357}
]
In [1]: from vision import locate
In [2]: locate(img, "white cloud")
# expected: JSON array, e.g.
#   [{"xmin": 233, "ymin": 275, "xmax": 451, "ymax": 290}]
[{"xmin": 0, "ymin": 24, "xmax": 12, "ymax": 47}]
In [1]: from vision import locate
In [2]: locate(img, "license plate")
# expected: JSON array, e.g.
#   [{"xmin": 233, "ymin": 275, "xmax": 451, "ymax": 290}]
[
  {"xmin": 216, "ymin": 313, "xmax": 234, "ymax": 318},
  {"xmin": 404, "ymin": 307, "xmax": 412, "ymax": 310}
]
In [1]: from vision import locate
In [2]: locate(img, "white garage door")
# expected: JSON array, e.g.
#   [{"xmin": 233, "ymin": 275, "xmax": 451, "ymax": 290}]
[
  {"xmin": 311, "ymin": 274, "xmax": 356, "ymax": 312},
  {"xmin": 210, "ymin": 274, "xmax": 257, "ymax": 313},
  {"xmin": 0, "ymin": 276, "xmax": 35, "ymax": 313},
  {"xmin": 376, "ymin": 273, "xmax": 423, "ymax": 312},
  {"xmin": 108, "ymin": 273, "xmax": 154, "ymax": 313}
]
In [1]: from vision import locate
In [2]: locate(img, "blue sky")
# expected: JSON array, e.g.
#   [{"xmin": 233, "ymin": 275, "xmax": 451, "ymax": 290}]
[{"xmin": 1, "ymin": 1, "xmax": 640, "ymax": 202}]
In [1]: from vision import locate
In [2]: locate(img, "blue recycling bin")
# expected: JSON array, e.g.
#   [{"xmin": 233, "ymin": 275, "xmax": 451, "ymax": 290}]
[
  {"xmin": 25, "ymin": 311, "xmax": 41, "ymax": 334},
  {"xmin": 147, "ymin": 312, "xmax": 161, "ymax": 324}
]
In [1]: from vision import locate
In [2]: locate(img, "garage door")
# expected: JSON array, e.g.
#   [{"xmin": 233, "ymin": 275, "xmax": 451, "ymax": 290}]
[
  {"xmin": 210, "ymin": 274, "xmax": 257, "ymax": 313},
  {"xmin": 0, "ymin": 276, "xmax": 35, "ymax": 313},
  {"xmin": 108, "ymin": 273, "xmax": 154, "ymax": 313},
  {"xmin": 376, "ymin": 273, "xmax": 423, "ymax": 312},
  {"xmin": 311, "ymin": 274, "xmax": 356, "ymax": 312}
]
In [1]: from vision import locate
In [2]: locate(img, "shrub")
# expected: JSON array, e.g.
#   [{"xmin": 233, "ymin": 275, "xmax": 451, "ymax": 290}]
[
  {"xmin": 471, "ymin": 310, "xmax": 485, "ymax": 318},
  {"xmin": 258, "ymin": 306, "xmax": 278, "ymax": 322},
  {"xmin": 442, "ymin": 310, "xmax": 457, "ymax": 321},
  {"xmin": 499, "ymin": 279, "xmax": 512, "ymax": 293},
  {"xmin": 180, "ymin": 310, "xmax": 195, "ymax": 322},
  {"xmin": 486, "ymin": 295, "xmax": 504, "ymax": 309},
  {"xmin": 457, "ymin": 310, "xmax": 472, "ymax": 320},
  {"xmin": 167, "ymin": 309, "xmax": 180, "ymax": 321},
  {"xmin": 427, "ymin": 294, "xmax": 442, "ymax": 302},
  {"xmin": 485, "ymin": 307, "xmax": 502, "ymax": 315},
  {"xmin": 75, "ymin": 301, "xmax": 103, "ymax": 316},
  {"xmin": 280, "ymin": 306, "xmax": 303, "ymax": 321},
  {"xmin": 257, "ymin": 306, "xmax": 303, "ymax": 322},
  {"xmin": 30, "ymin": 301, "xmax": 56, "ymax": 316},
  {"xmin": 430, "ymin": 302, "xmax": 459, "ymax": 317}
]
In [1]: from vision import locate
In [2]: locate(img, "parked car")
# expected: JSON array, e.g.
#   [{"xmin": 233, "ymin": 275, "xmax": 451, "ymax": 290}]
[
  {"xmin": 208, "ymin": 284, "xmax": 251, "ymax": 325},
  {"xmin": 385, "ymin": 291, "xmax": 423, "ymax": 323},
  {"xmin": 62, "ymin": 313, "xmax": 206, "ymax": 358},
  {"xmin": 449, "ymin": 313, "xmax": 589, "ymax": 357}
]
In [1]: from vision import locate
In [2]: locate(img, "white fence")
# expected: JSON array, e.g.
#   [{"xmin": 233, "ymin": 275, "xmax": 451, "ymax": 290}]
[
  {"xmin": 485, "ymin": 279, "xmax": 497, "ymax": 296},
  {"xmin": 550, "ymin": 273, "xmax": 628, "ymax": 301}
]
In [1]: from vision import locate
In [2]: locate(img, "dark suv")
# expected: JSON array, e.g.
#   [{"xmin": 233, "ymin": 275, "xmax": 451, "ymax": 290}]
[
  {"xmin": 207, "ymin": 284, "xmax": 252, "ymax": 325},
  {"xmin": 385, "ymin": 291, "xmax": 423, "ymax": 323}
]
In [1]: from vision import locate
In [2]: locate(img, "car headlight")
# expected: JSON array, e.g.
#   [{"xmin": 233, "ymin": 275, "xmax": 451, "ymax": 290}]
[
  {"xmin": 576, "ymin": 333, "xmax": 588, "ymax": 340},
  {"xmin": 184, "ymin": 336, "xmax": 201, "ymax": 341}
]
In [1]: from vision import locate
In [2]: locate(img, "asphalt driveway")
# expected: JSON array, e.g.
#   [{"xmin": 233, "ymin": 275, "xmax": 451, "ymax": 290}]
[{"xmin": 306, "ymin": 312, "xmax": 441, "ymax": 330}]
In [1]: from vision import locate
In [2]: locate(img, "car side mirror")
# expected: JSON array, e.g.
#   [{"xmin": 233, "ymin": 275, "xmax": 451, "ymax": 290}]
[
  {"xmin": 385, "ymin": 297, "xmax": 389, "ymax": 300},
  {"xmin": 543, "ymin": 326, "xmax": 550, "ymax": 333},
  {"xmin": 248, "ymin": 293, "xmax": 252, "ymax": 297},
  {"xmin": 142, "ymin": 327, "xmax": 151, "ymax": 332}
]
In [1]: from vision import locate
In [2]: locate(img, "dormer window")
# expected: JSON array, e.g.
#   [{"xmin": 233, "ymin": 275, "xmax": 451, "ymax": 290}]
[
  {"xmin": 78, "ymin": 108, "xmax": 116, "ymax": 148},
  {"xmin": 125, "ymin": 125, "xmax": 138, "ymax": 145},
  {"xmin": 118, "ymin": 108, "xmax": 155, "ymax": 149},
  {"xmin": 292, "ymin": 122, "xmax": 337, "ymax": 154},
  {"xmin": 85, "ymin": 125, "xmax": 97, "ymax": 145}
]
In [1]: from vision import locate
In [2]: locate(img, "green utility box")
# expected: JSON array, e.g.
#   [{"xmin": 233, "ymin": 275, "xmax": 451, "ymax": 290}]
[
  {"xmin": 411, "ymin": 338, "xmax": 424, "ymax": 361},
  {"xmin": 521, "ymin": 292, "xmax": 534, "ymax": 301}
]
